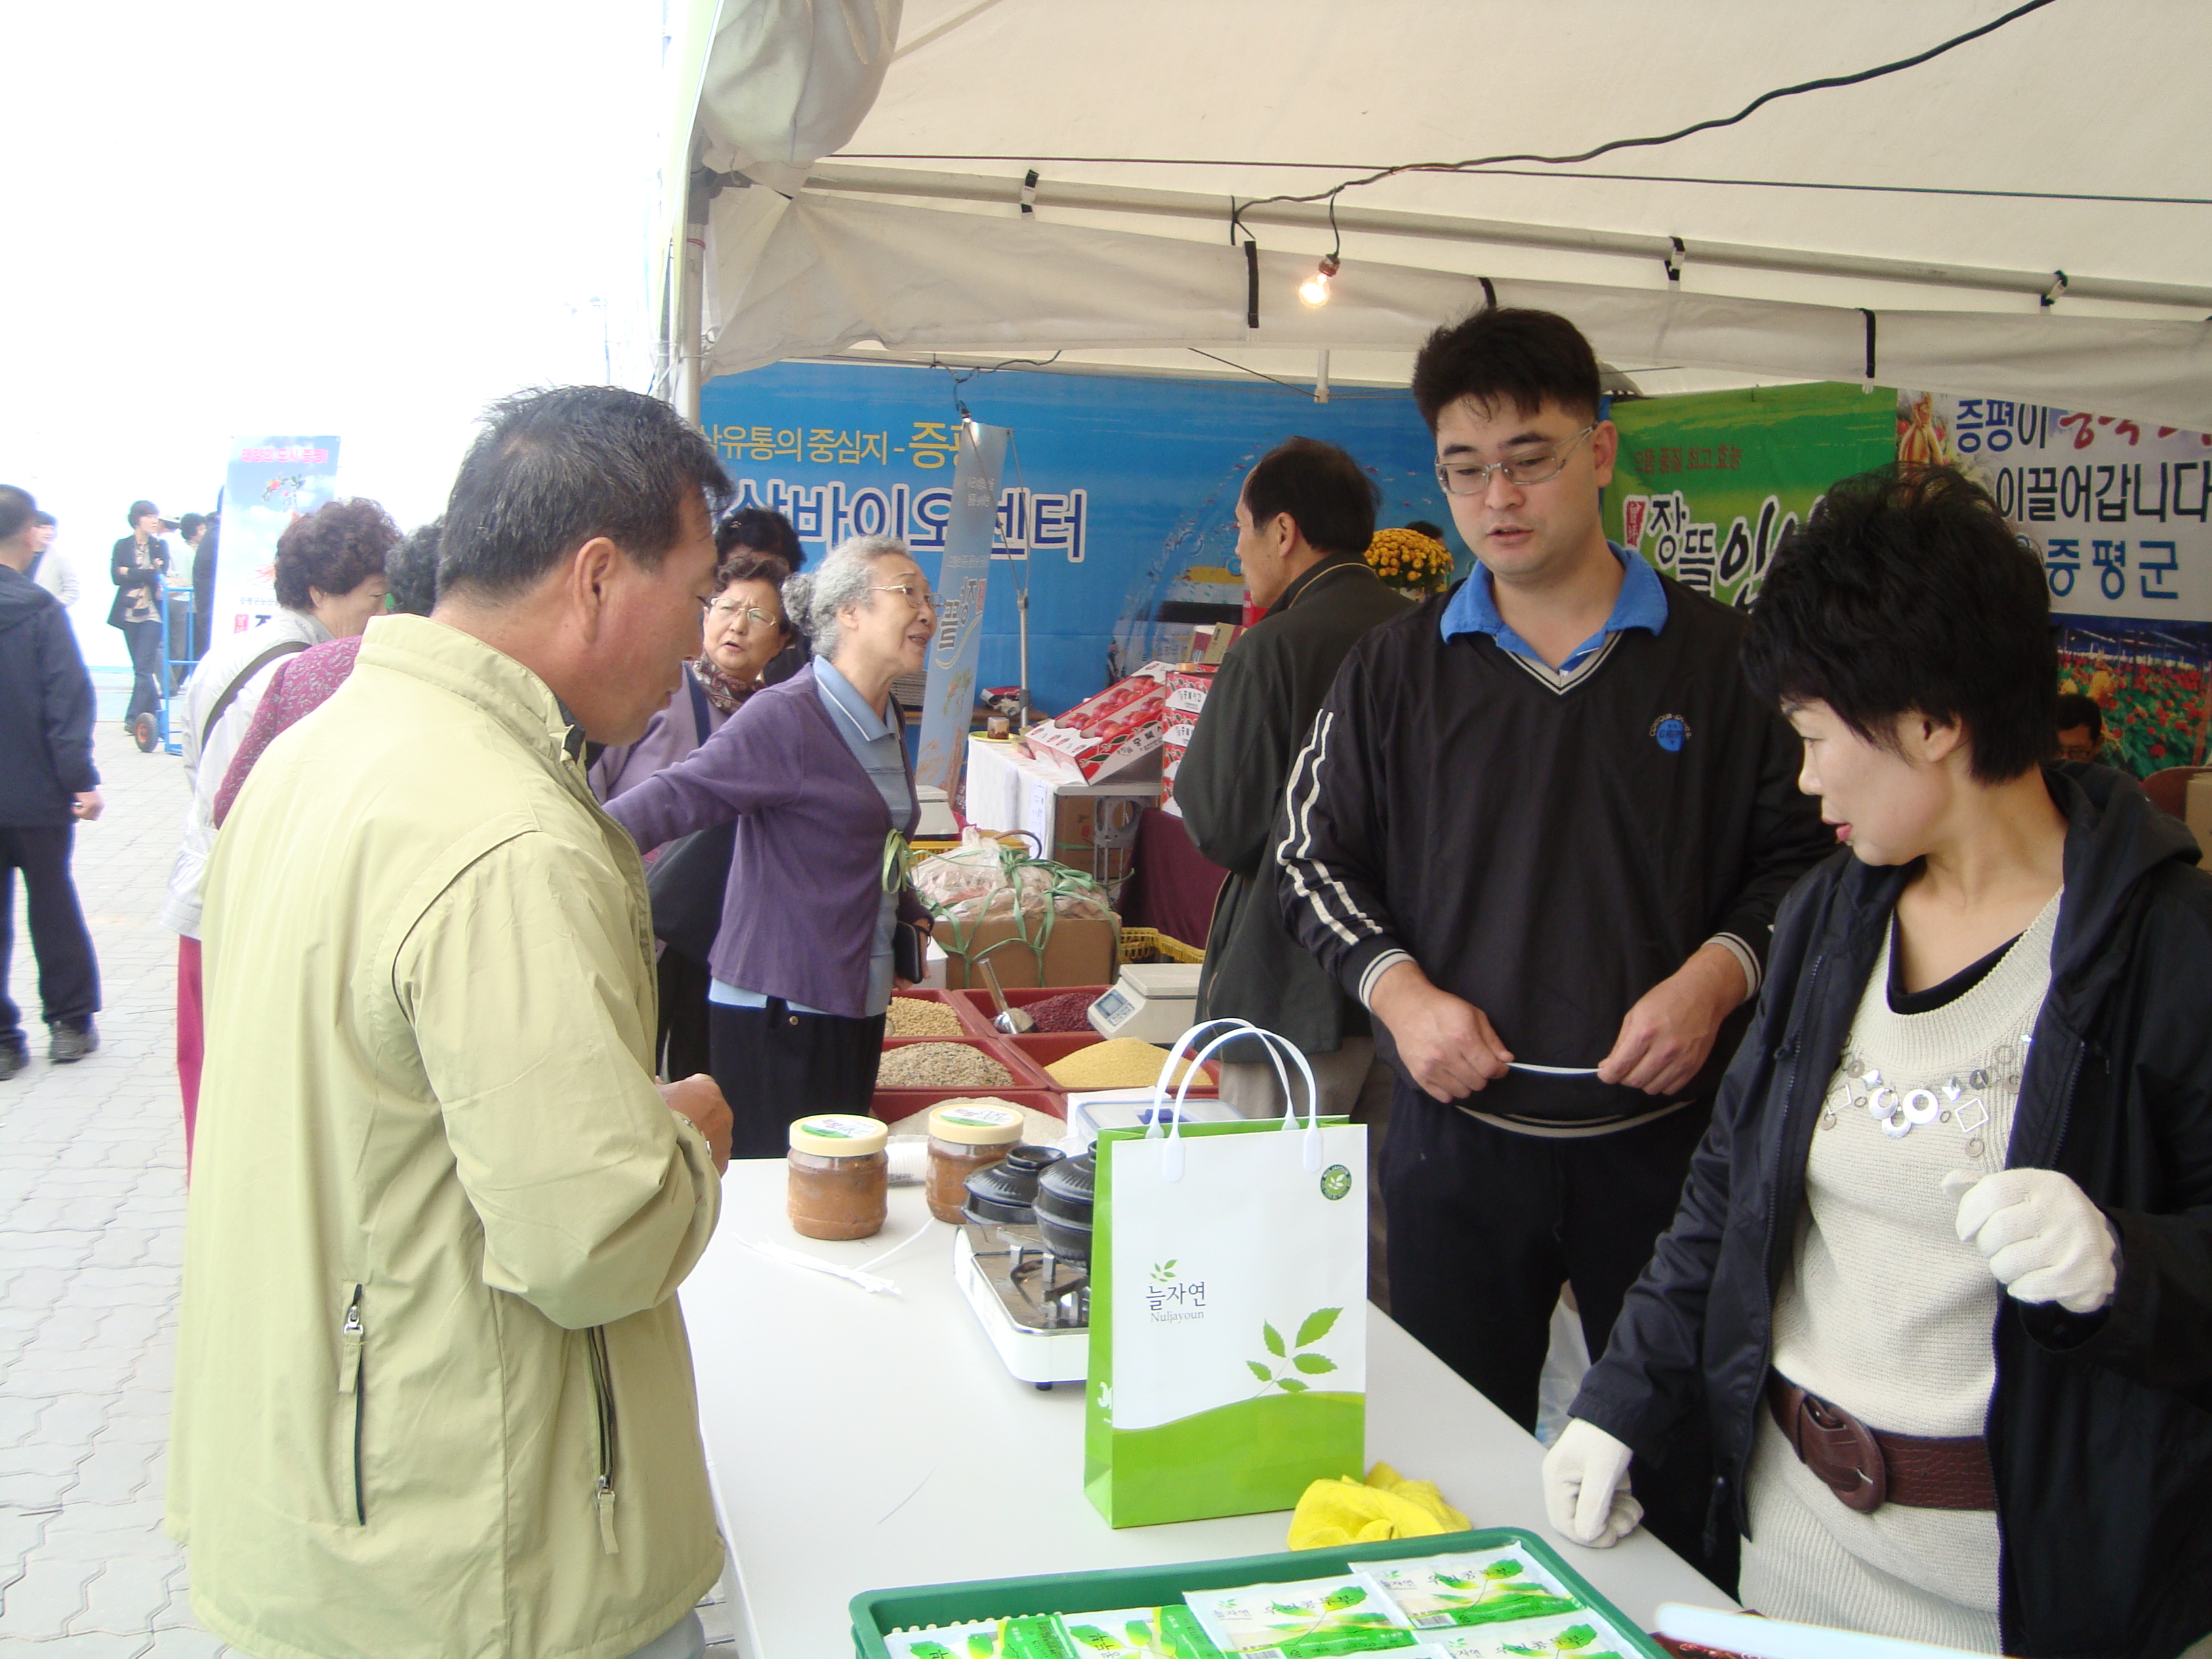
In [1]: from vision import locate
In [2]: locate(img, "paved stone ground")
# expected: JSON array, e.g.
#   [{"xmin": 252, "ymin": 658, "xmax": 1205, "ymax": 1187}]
[{"xmin": 1, "ymin": 724, "xmax": 737, "ymax": 1657}]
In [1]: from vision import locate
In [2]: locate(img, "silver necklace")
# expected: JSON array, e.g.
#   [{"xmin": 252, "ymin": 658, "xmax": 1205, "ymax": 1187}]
[{"xmin": 1821, "ymin": 1037, "xmax": 2030, "ymax": 1159}]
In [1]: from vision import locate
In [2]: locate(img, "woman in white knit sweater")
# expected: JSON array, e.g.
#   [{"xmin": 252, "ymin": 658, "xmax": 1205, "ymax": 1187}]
[{"xmin": 1547, "ymin": 465, "xmax": 2212, "ymax": 1659}]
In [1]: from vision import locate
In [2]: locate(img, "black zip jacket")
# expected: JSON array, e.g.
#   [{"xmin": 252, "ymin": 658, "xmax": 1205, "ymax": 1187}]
[
  {"xmin": 106, "ymin": 533, "xmax": 169, "ymax": 631},
  {"xmin": 0, "ymin": 565, "xmax": 100, "ymax": 827},
  {"xmin": 1275, "ymin": 575, "xmax": 1831, "ymax": 1122},
  {"xmin": 1182, "ymin": 554, "xmax": 1412, "ymax": 1057},
  {"xmin": 1573, "ymin": 765, "xmax": 2212, "ymax": 1659}
]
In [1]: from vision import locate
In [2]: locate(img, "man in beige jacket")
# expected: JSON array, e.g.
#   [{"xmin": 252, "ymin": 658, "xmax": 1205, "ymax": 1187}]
[{"xmin": 169, "ymin": 387, "xmax": 737, "ymax": 1659}]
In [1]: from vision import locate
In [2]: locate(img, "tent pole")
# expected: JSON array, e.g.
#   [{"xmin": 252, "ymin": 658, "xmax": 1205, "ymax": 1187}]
[
  {"xmin": 1314, "ymin": 351, "xmax": 1331, "ymax": 404},
  {"xmin": 675, "ymin": 173, "xmax": 711, "ymax": 425},
  {"xmin": 794, "ymin": 163, "xmax": 2212, "ymax": 313}
]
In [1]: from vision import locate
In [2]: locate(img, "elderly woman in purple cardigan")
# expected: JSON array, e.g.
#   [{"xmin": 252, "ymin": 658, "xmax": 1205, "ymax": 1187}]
[{"xmin": 608, "ymin": 535, "xmax": 936, "ymax": 1155}]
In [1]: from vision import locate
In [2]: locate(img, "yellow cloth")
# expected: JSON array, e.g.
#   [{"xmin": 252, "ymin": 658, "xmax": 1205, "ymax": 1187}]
[{"xmin": 1287, "ymin": 1461, "xmax": 1471, "ymax": 1550}]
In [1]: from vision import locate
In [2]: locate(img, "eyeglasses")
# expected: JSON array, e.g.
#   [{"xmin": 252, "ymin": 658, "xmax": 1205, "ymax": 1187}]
[
  {"xmin": 871, "ymin": 581, "xmax": 939, "ymax": 614},
  {"xmin": 1433, "ymin": 424, "xmax": 1597, "ymax": 496},
  {"xmin": 708, "ymin": 599, "xmax": 779, "ymax": 628}
]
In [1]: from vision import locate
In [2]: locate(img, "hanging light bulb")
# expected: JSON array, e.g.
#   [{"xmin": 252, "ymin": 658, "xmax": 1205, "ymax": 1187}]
[{"xmin": 1298, "ymin": 254, "xmax": 1340, "ymax": 308}]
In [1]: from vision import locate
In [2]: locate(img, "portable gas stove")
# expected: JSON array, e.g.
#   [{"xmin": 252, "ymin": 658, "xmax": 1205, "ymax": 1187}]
[{"xmin": 954, "ymin": 1221, "xmax": 1090, "ymax": 1389}]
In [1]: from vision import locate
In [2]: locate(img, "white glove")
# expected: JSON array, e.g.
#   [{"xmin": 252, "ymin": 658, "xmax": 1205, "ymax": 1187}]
[
  {"xmin": 1541, "ymin": 1418, "xmax": 1643, "ymax": 1548},
  {"xmin": 1945, "ymin": 1168, "xmax": 2118, "ymax": 1315}
]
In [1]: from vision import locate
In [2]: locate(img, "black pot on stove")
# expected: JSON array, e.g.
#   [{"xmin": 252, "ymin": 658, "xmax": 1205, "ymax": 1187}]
[
  {"xmin": 1033, "ymin": 1147, "xmax": 1096, "ymax": 1262},
  {"xmin": 962, "ymin": 1143, "xmax": 1065, "ymax": 1227}
]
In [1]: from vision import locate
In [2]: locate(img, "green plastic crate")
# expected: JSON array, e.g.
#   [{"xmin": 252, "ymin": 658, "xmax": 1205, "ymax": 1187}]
[{"xmin": 850, "ymin": 1525, "xmax": 1668, "ymax": 1658}]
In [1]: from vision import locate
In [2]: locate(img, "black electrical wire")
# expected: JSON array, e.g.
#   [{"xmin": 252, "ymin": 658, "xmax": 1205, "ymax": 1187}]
[
  {"xmin": 1227, "ymin": 0, "xmax": 2062, "ymax": 222},
  {"xmin": 1185, "ymin": 349, "xmax": 1404, "ymax": 399}
]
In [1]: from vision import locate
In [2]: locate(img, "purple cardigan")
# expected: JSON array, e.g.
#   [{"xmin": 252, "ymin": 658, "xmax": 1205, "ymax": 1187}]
[{"xmin": 607, "ymin": 665, "xmax": 926, "ymax": 1019}]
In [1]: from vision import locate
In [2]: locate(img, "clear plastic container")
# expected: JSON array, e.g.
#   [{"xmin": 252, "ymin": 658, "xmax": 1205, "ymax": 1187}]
[
  {"xmin": 786, "ymin": 1114, "xmax": 889, "ymax": 1241},
  {"xmin": 924, "ymin": 1099, "xmax": 1026, "ymax": 1224}
]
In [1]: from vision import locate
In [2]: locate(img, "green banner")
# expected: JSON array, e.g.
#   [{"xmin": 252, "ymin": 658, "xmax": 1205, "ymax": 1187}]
[{"xmin": 1607, "ymin": 382, "xmax": 1896, "ymax": 609}]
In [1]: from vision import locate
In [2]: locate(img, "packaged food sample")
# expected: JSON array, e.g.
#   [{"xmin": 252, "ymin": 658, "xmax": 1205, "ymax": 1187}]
[
  {"xmin": 1422, "ymin": 1614, "xmax": 1631, "ymax": 1659},
  {"xmin": 785, "ymin": 1114, "xmax": 888, "ymax": 1241},
  {"xmin": 1366, "ymin": 1548, "xmax": 1583, "ymax": 1631},
  {"xmin": 886, "ymin": 1614, "xmax": 1076, "ymax": 1659},
  {"xmin": 1054, "ymin": 1605, "xmax": 1225, "ymax": 1658},
  {"xmin": 1183, "ymin": 1573, "xmax": 1418, "ymax": 1658},
  {"xmin": 925, "ymin": 1099, "xmax": 1027, "ymax": 1223}
]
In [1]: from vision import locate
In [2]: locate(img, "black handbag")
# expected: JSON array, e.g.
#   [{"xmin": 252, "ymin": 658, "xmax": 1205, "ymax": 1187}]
[
  {"xmin": 644, "ymin": 674, "xmax": 734, "ymax": 964},
  {"xmin": 647, "ymin": 820, "xmax": 735, "ymax": 964}
]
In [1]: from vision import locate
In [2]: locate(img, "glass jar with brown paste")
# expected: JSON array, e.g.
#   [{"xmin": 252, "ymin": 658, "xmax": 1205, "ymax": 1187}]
[
  {"xmin": 786, "ymin": 1114, "xmax": 888, "ymax": 1240},
  {"xmin": 924, "ymin": 1099, "xmax": 1026, "ymax": 1223}
]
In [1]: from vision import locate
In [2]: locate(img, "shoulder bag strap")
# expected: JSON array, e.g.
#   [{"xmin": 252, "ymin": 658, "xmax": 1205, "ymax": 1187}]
[{"xmin": 203, "ymin": 639, "xmax": 312, "ymax": 744}]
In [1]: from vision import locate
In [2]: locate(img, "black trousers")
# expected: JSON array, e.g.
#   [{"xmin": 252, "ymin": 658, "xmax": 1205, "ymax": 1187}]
[
  {"xmin": 122, "ymin": 619, "xmax": 163, "ymax": 722},
  {"xmin": 1380, "ymin": 1082, "xmax": 1736, "ymax": 1591},
  {"xmin": 655, "ymin": 950, "xmax": 713, "ymax": 1084},
  {"xmin": 0, "ymin": 825, "xmax": 101, "ymax": 1044},
  {"xmin": 707, "ymin": 1000, "xmax": 886, "ymax": 1160}
]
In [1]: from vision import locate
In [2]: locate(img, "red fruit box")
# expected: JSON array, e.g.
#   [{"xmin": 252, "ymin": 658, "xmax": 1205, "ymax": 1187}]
[{"xmin": 1023, "ymin": 672, "xmax": 1167, "ymax": 782}]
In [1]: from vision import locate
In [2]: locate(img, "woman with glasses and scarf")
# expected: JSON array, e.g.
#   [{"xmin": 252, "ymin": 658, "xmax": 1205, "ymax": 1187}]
[
  {"xmin": 589, "ymin": 544, "xmax": 793, "ymax": 804},
  {"xmin": 607, "ymin": 535, "xmax": 935, "ymax": 1155}
]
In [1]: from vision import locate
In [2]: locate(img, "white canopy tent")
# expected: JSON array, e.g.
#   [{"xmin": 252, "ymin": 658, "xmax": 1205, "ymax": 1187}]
[{"xmin": 662, "ymin": 0, "xmax": 2212, "ymax": 426}]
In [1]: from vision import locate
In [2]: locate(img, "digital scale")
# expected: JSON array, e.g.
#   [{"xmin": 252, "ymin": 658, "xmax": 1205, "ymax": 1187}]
[
  {"xmin": 1086, "ymin": 962, "xmax": 1204, "ymax": 1042},
  {"xmin": 954, "ymin": 1222, "xmax": 1090, "ymax": 1388}
]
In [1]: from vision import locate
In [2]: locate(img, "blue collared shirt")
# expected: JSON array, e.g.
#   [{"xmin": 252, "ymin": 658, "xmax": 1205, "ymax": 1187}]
[{"xmin": 1439, "ymin": 541, "xmax": 1668, "ymax": 674}]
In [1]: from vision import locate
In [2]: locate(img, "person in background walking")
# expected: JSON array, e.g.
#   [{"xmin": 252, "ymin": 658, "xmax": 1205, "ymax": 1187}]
[
  {"xmin": 0, "ymin": 486, "xmax": 102, "ymax": 1078},
  {"xmin": 161, "ymin": 499, "xmax": 397, "ymax": 1163},
  {"xmin": 171, "ymin": 513, "xmax": 208, "ymax": 678},
  {"xmin": 26, "ymin": 512, "xmax": 79, "ymax": 609},
  {"xmin": 108, "ymin": 499, "xmax": 170, "ymax": 750},
  {"xmin": 190, "ymin": 509, "xmax": 220, "ymax": 659}
]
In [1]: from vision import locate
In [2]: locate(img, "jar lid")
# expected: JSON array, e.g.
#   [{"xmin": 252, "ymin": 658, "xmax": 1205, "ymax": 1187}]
[
  {"xmin": 927, "ymin": 1099, "xmax": 1026, "ymax": 1145},
  {"xmin": 790, "ymin": 1114, "xmax": 888, "ymax": 1158}
]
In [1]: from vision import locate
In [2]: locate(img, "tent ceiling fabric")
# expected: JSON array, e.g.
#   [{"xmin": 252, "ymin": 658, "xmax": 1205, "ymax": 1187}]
[{"xmin": 687, "ymin": 0, "xmax": 2212, "ymax": 415}]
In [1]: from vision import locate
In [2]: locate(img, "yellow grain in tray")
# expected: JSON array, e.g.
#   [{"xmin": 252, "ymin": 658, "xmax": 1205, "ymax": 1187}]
[
  {"xmin": 1045, "ymin": 1038, "xmax": 1200, "ymax": 1090},
  {"xmin": 885, "ymin": 996, "xmax": 966, "ymax": 1036}
]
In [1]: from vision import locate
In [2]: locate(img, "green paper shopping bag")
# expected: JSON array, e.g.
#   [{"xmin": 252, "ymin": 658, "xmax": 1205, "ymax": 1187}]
[{"xmin": 1084, "ymin": 1021, "xmax": 1368, "ymax": 1527}]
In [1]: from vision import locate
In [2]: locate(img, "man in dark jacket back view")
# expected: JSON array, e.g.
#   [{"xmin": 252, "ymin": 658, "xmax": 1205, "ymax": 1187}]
[
  {"xmin": 1180, "ymin": 437, "xmax": 1414, "ymax": 1111},
  {"xmin": 0, "ymin": 485, "xmax": 104, "ymax": 1078},
  {"xmin": 1177, "ymin": 439, "xmax": 1413, "ymax": 1300}
]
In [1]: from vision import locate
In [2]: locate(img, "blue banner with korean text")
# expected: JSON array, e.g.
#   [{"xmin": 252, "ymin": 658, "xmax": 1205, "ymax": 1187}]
[
  {"xmin": 918, "ymin": 422, "xmax": 1008, "ymax": 796},
  {"xmin": 698, "ymin": 361, "xmax": 1457, "ymax": 718}
]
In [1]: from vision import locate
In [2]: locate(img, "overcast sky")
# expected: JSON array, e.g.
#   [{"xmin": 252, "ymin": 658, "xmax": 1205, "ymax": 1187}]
[{"xmin": 3, "ymin": 0, "xmax": 668, "ymax": 666}]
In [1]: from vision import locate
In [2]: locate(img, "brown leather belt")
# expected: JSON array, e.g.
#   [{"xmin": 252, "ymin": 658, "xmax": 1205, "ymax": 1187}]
[{"xmin": 1767, "ymin": 1375, "xmax": 1996, "ymax": 1514}]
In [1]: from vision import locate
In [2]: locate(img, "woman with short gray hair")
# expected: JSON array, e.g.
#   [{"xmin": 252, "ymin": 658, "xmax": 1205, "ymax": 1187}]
[{"xmin": 609, "ymin": 535, "xmax": 940, "ymax": 1152}]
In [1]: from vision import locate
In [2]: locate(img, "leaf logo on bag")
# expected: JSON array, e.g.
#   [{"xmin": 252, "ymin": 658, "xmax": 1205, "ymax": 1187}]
[
  {"xmin": 1247, "ymin": 1307, "xmax": 1341, "ymax": 1394},
  {"xmin": 1319, "ymin": 1164, "xmax": 1352, "ymax": 1201},
  {"xmin": 1147, "ymin": 1265, "xmax": 1207, "ymax": 1323}
]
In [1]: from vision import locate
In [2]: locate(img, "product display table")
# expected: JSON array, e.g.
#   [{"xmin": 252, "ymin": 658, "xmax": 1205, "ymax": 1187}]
[{"xmin": 682, "ymin": 1162, "xmax": 1732, "ymax": 1658}]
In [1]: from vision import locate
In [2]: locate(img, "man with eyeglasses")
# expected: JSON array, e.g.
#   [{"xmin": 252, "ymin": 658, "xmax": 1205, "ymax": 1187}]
[{"xmin": 1278, "ymin": 307, "xmax": 1828, "ymax": 1586}]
